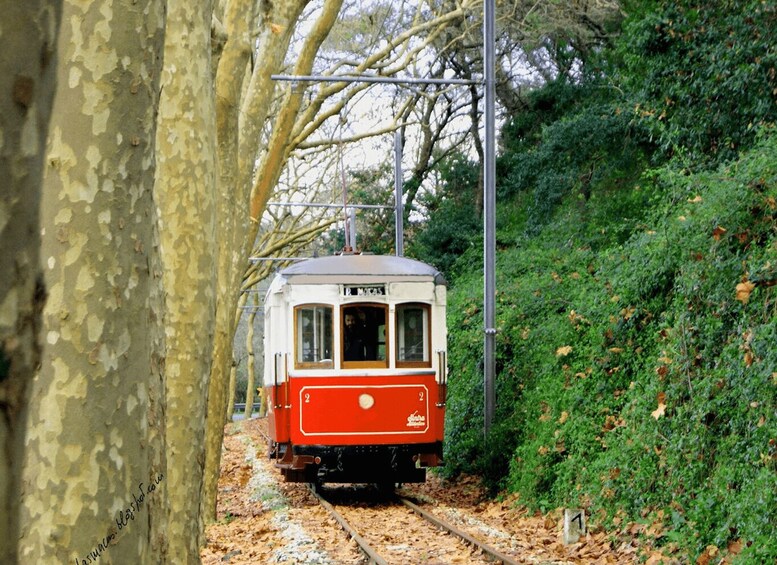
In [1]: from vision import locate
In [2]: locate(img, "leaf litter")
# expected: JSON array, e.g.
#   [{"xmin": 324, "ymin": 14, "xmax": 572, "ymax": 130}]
[{"xmin": 202, "ymin": 418, "xmax": 671, "ymax": 564}]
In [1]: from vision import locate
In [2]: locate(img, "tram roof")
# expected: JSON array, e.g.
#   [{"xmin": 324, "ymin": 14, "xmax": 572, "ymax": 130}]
[{"xmin": 278, "ymin": 254, "xmax": 446, "ymax": 286}]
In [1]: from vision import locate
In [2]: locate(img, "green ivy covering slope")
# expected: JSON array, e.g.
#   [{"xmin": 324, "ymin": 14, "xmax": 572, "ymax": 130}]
[
  {"xmin": 418, "ymin": 1, "xmax": 777, "ymax": 561},
  {"xmin": 442, "ymin": 128, "xmax": 777, "ymax": 563}
]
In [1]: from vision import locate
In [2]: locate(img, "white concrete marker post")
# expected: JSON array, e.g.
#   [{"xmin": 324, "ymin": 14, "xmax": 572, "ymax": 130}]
[{"xmin": 563, "ymin": 508, "xmax": 587, "ymax": 544}]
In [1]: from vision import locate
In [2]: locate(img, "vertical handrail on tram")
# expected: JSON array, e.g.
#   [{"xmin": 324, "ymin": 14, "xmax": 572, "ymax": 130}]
[
  {"xmin": 284, "ymin": 353, "xmax": 292, "ymax": 409},
  {"xmin": 273, "ymin": 352, "xmax": 283, "ymax": 409},
  {"xmin": 436, "ymin": 350, "xmax": 447, "ymax": 407}
]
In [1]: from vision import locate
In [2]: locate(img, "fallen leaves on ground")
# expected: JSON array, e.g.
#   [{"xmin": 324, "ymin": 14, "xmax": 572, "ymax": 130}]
[{"xmin": 202, "ymin": 419, "xmax": 684, "ymax": 564}]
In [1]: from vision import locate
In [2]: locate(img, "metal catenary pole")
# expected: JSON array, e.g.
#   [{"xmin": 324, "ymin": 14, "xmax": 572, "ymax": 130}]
[{"xmin": 483, "ymin": 0, "xmax": 496, "ymax": 436}]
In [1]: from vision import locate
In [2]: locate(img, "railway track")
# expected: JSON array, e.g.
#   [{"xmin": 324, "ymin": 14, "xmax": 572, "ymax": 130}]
[
  {"xmin": 260, "ymin": 418, "xmax": 524, "ymax": 565},
  {"xmin": 213, "ymin": 419, "xmax": 631, "ymax": 565},
  {"xmin": 308, "ymin": 483, "xmax": 522, "ymax": 565}
]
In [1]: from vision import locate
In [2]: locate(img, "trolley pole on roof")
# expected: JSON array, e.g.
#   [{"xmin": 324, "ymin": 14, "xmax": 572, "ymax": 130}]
[
  {"xmin": 394, "ymin": 131, "xmax": 404, "ymax": 256},
  {"xmin": 483, "ymin": 0, "xmax": 496, "ymax": 436},
  {"xmin": 349, "ymin": 207, "xmax": 357, "ymax": 250},
  {"xmin": 340, "ymin": 146, "xmax": 353, "ymax": 252}
]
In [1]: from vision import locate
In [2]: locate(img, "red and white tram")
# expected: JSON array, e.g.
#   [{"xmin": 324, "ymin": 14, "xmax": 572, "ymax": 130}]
[{"xmin": 263, "ymin": 253, "xmax": 447, "ymax": 484}]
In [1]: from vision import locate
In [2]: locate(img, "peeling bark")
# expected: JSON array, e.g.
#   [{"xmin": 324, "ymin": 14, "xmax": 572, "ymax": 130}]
[
  {"xmin": 225, "ymin": 359, "xmax": 237, "ymax": 424},
  {"xmin": 0, "ymin": 2, "xmax": 61, "ymax": 563},
  {"xmin": 244, "ymin": 306, "xmax": 257, "ymax": 421},
  {"xmin": 19, "ymin": 1, "xmax": 168, "ymax": 562},
  {"xmin": 155, "ymin": 0, "xmax": 218, "ymax": 560}
]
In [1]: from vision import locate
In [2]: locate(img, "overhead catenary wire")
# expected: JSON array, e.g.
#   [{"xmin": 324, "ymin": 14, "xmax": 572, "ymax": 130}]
[
  {"xmin": 271, "ymin": 74, "xmax": 480, "ymax": 87},
  {"xmin": 267, "ymin": 202, "xmax": 394, "ymax": 210},
  {"xmin": 270, "ymin": 3, "xmax": 498, "ymax": 437}
]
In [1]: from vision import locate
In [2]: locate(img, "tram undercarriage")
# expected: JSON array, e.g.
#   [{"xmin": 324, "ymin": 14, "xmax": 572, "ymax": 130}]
[{"xmin": 271, "ymin": 441, "xmax": 444, "ymax": 484}]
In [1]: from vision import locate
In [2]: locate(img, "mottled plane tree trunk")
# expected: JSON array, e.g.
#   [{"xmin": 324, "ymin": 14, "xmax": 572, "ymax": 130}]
[
  {"xmin": 244, "ymin": 303, "xmax": 258, "ymax": 420},
  {"xmin": 155, "ymin": 0, "xmax": 218, "ymax": 560},
  {"xmin": 18, "ymin": 1, "xmax": 168, "ymax": 563},
  {"xmin": 204, "ymin": 0, "xmax": 318, "ymax": 524},
  {"xmin": 225, "ymin": 359, "xmax": 237, "ymax": 423},
  {"xmin": 201, "ymin": 0, "xmax": 257, "ymax": 526},
  {"xmin": 0, "ymin": 2, "xmax": 61, "ymax": 564},
  {"xmin": 202, "ymin": 0, "xmax": 321, "ymax": 524}
]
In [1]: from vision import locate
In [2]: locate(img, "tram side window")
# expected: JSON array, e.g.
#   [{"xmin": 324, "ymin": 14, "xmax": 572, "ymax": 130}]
[
  {"xmin": 342, "ymin": 305, "xmax": 387, "ymax": 363},
  {"xmin": 295, "ymin": 305, "xmax": 333, "ymax": 368},
  {"xmin": 396, "ymin": 304, "xmax": 430, "ymax": 365}
]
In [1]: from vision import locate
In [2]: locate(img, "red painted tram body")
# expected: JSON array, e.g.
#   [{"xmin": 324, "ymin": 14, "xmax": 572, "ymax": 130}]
[{"xmin": 263, "ymin": 254, "xmax": 447, "ymax": 484}]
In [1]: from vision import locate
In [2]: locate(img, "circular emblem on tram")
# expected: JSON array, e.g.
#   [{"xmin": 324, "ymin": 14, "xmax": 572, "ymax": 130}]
[{"xmin": 358, "ymin": 393, "xmax": 375, "ymax": 410}]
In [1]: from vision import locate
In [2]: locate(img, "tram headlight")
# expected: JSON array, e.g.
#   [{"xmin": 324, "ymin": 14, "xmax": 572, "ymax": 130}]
[{"xmin": 358, "ymin": 393, "xmax": 375, "ymax": 410}]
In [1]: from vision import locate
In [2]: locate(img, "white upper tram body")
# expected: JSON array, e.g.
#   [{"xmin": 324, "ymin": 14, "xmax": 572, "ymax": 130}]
[{"xmin": 263, "ymin": 254, "xmax": 447, "ymax": 381}]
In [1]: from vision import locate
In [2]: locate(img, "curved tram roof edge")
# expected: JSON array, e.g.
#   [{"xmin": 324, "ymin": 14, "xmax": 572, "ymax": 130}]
[{"xmin": 278, "ymin": 255, "xmax": 447, "ymax": 286}]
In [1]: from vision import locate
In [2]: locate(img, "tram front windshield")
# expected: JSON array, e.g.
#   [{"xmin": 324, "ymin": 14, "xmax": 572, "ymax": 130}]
[{"xmin": 342, "ymin": 305, "xmax": 386, "ymax": 362}]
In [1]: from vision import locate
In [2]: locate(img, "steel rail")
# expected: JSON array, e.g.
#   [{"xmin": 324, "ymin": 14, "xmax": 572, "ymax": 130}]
[
  {"xmin": 255, "ymin": 421, "xmax": 516, "ymax": 564},
  {"xmin": 307, "ymin": 484, "xmax": 389, "ymax": 565},
  {"xmin": 398, "ymin": 496, "xmax": 521, "ymax": 565}
]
